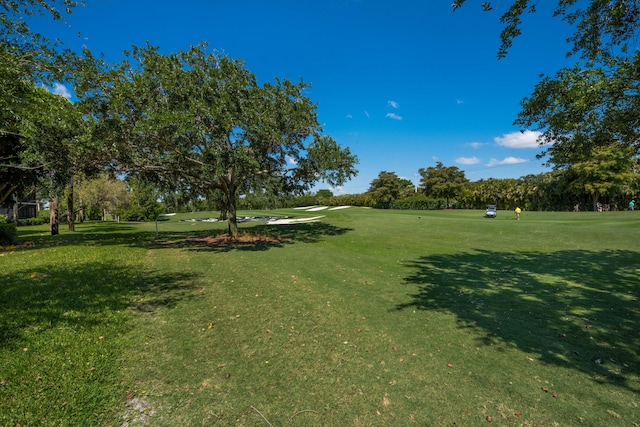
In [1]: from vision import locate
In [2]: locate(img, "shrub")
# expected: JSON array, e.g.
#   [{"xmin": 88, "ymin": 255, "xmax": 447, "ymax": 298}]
[
  {"xmin": 0, "ymin": 222, "xmax": 17, "ymax": 245},
  {"xmin": 391, "ymin": 195, "xmax": 447, "ymax": 210},
  {"xmin": 19, "ymin": 217, "xmax": 47, "ymax": 226},
  {"xmin": 120, "ymin": 202, "xmax": 164, "ymax": 222},
  {"xmin": 120, "ymin": 205, "xmax": 148, "ymax": 221}
]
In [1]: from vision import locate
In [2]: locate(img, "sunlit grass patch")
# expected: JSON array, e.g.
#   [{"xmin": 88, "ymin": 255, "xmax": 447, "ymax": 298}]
[{"xmin": 3, "ymin": 211, "xmax": 639, "ymax": 426}]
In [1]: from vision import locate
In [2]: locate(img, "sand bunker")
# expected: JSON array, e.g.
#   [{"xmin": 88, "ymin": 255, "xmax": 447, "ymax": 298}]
[
  {"xmin": 293, "ymin": 205, "xmax": 351, "ymax": 211},
  {"xmin": 267, "ymin": 215, "xmax": 325, "ymax": 225}
]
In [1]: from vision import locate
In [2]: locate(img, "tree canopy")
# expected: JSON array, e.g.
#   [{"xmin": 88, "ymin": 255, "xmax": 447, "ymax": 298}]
[
  {"xmin": 452, "ymin": 0, "xmax": 640, "ymax": 61},
  {"xmin": 455, "ymin": 0, "xmax": 640, "ymax": 202},
  {"xmin": 75, "ymin": 43, "xmax": 358, "ymax": 236}
]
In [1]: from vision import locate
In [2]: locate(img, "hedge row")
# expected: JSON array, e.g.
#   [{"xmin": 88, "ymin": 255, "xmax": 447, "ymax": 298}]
[
  {"xmin": 390, "ymin": 195, "xmax": 449, "ymax": 210},
  {"xmin": 19, "ymin": 217, "xmax": 48, "ymax": 226}
]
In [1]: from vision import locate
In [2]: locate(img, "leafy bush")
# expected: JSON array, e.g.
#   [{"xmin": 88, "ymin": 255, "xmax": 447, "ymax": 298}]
[
  {"xmin": 120, "ymin": 202, "xmax": 164, "ymax": 222},
  {"xmin": 19, "ymin": 217, "xmax": 47, "ymax": 226},
  {"xmin": 120, "ymin": 205, "xmax": 148, "ymax": 221},
  {"xmin": 0, "ymin": 222, "xmax": 17, "ymax": 245},
  {"xmin": 0, "ymin": 214, "xmax": 7, "ymax": 223}
]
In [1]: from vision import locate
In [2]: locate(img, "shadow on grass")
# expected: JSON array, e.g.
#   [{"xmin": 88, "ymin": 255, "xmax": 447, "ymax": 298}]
[
  {"xmin": 13, "ymin": 222, "xmax": 352, "ymax": 254},
  {"xmin": 0, "ymin": 261, "xmax": 200, "ymax": 346},
  {"xmin": 396, "ymin": 249, "xmax": 639, "ymax": 392},
  {"xmin": 153, "ymin": 222, "xmax": 353, "ymax": 253}
]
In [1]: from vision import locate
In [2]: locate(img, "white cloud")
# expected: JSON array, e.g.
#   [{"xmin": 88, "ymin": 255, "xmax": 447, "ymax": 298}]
[
  {"xmin": 388, "ymin": 100, "xmax": 399, "ymax": 109},
  {"xmin": 487, "ymin": 157, "xmax": 529, "ymax": 167},
  {"xmin": 52, "ymin": 83, "xmax": 72, "ymax": 99},
  {"xmin": 287, "ymin": 156, "xmax": 298, "ymax": 165},
  {"xmin": 467, "ymin": 142, "xmax": 486, "ymax": 149},
  {"xmin": 332, "ymin": 185, "xmax": 345, "ymax": 195},
  {"xmin": 456, "ymin": 156, "xmax": 481, "ymax": 165},
  {"xmin": 346, "ymin": 114, "xmax": 353, "ymax": 119},
  {"xmin": 456, "ymin": 99, "xmax": 464, "ymax": 105},
  {"xmin": 494, "ymin": 130, "xmax": 542, "ymax": 149},
  {"xmin": 364, "ymin": 111, "xmax": 370, "ymax": 118},
  {"xmin": 386, "ymin": 112, "xmax": 402, "ymax": 120}
]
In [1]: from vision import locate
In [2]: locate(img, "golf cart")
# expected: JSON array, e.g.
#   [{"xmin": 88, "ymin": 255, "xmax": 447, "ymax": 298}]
[{"xmin": 485, "ymin": 204, "xmax": 497, "ymax": 218}]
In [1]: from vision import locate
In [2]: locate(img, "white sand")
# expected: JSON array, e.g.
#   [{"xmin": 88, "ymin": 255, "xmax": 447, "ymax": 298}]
[
  {"xmin": 267, "ymin": 216, "xmax": 325, "ymax": 225},
  {"xmin": 328, "ymin": 206, "xmax": 351, "ymax": 210}
]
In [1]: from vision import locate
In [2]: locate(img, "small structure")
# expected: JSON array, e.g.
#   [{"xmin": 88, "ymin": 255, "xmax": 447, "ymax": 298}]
[{"xmin": 0, "ymin": 192, "xmax": 40, "ymax": 221}]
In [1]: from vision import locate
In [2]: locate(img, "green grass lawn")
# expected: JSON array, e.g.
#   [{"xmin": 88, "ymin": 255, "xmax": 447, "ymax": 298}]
[{"xmin": 1, "ymin": 208, "xmax": 639, "ymax": 426}]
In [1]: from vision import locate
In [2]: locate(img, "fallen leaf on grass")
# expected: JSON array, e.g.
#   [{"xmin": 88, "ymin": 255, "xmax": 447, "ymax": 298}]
[
  {"xmin": 514, "ymin": 413, "xmax": 522, "ymax": 417},
  {"xmin": 447, "ymin": 363, "xmax": 454, "ymax": 368},
  {"xmin": 126, "ymin": 391, "xmax": 135, "ymax": 399},
  {"xmin": 552, "ymin": 393, "xmax": 559, "ymax": 399},
  {"xmin": 486, "ymin": 415, "xmax": 493, "ymax": 422}
]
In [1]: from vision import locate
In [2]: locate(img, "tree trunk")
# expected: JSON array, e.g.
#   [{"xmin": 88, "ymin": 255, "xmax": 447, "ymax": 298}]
[
  {"xmin": 50, "ymin": 197, "xmax": 59, "ymax": 235},
  {"xmin": 12, "ymin": 192, "xmax": 19, "ymax": 224},
  {"xmin": 67, "ymin": 178, "xmax": 75, "ymax": 232},
  {"xmin": 227, "ymin": 196, "xmax": 238, "ymax": 237},
  {"xmin": 592, "ymin": 193, "xmax": 600, "ymax": 212}
]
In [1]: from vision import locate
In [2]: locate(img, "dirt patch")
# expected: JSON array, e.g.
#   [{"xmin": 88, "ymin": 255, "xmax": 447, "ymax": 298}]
[
  {"xmin": 186, "ymin": 233, "xmax": 291, "ymax": 246},
  {"xmin": 119, "ymin": 397, "xmax": 156, "ymax": 426}
]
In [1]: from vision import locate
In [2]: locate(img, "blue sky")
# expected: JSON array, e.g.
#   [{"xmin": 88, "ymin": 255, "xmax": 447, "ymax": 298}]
[{"xmin": 32, "ymin": 0, "xmax": 576, "ymax": 194}]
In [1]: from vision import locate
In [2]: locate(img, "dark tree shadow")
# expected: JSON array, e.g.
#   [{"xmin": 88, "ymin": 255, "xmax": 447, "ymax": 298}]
[
  {"xmin": 0, "ymin": 261, "xmax": 200, "ymax": 346},
  {"xmin": 12, "ymin": 222, "xmax": 352, "ymax": 254},
  {"xmin": 152, "ymin": 222, "xmax": 353, "ymax": 253},
  {"xmin": 396, "ymin": 249, "xmax": 639, "ymax": 392}
]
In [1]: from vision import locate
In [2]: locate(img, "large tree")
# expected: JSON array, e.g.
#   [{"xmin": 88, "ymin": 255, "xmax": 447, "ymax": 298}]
[
  {"xmin": 418, "ymin": 162, "xmax": 468, "ymax": 206},
  {"xmin": 367, "ymin": 171, "xmax": 413, "ymax": 207},
  {"xmin": 455, "ymin": 1, "xmax": 640, "ymax": 201},
  {"xmin": 17, "ymin": 86, "xmax": 89, "ymax": 233},
  {"xmin": 1, "ymin": 0, "xmax": 87, "ymax": 230},
  {"xmin": 76, "ymin": 43, "xmax": 358, "ymax": 236},
  {"xmin": 77, "ymin": 173, "xmax": 130, "ymax": 221},
  {"xmin": 567, "ymin": 142, "xmax": 635, "ymax": 210}
]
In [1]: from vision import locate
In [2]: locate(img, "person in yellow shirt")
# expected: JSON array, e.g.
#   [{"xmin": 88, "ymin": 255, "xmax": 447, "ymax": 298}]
[{"xmin": 515, "ymin": 207, "xmax": 522, "ymax": 220}]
